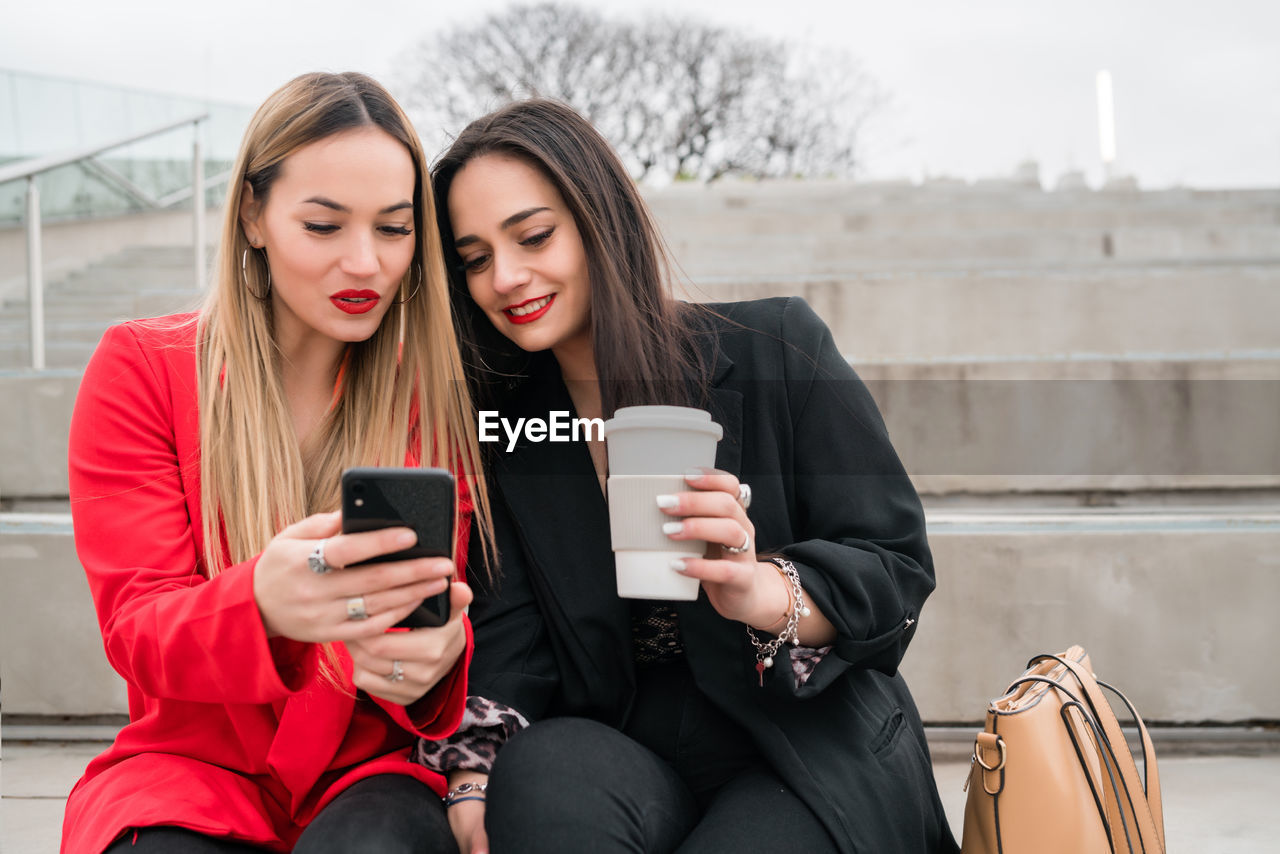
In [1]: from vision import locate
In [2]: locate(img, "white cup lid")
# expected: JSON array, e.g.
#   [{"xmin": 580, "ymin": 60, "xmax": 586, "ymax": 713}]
[{"xmin": 603, "ymin": 405, "xmax": 723, "ymax": 439}]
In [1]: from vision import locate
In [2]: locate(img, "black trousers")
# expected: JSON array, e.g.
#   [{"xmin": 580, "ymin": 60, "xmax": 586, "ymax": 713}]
[
  {"xmin": 485, "ymin": 662, "xmax": 838, "ymax": 854},
  {"xmin": 103, "ymin": 774, "xmax": 456, "ymax": 854}
]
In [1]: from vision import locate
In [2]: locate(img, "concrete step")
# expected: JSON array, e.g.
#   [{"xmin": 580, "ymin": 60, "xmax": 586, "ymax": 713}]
[
  {"xmin": 0, "ymin": 371, "xmax": 79, "ymax": 496},
  {"xmin": 649, "ymin": 183, "xmax": 1280, "ymax": 268},
  {"xmin": 1, "ymin": 290, "xmax": 201, "ymax": 319},
  {"xmin": 651, "ymin": 198, "xmax": 1280, "ymax": 233},
  {"xmin": 857, "ymin": 355, "xmax": 1280, "ymax": 499},
  {"xmin": 4, "ymin": 741, "xmax": 1276, "ymax": 853},
  {"xmin": 5, "ymin": 356, "xmax": 1277, "ymax": 498},
  {"xmin": 903, "ymin": 506, "xmax": 1280, "ymax": 723},
  {"xmin": 2, "ymin": 298, "xmax": 139, "ymax": 321},
  {"xmin": 4, "ymin": 506, "xmax": 1278, "ymax": 722},
  {"xmin": 1, "ymin": 513, "xmax": 127, "ymax": 716},
  {"xmin": 645, "ymin": 182, "xmax": 1280, "ymax": 228},
  {"xmin": 110, "ymin": 243, "xmax": 214, "ymax": 264},
  {"xmin": 0, "ymin": 291, "xmax": 203, "ymax": 369},
  {"xmin": 0, "ymin": 340, "xmax": 106, "ymax": 370},
  {"xmin": 0, "ymin": 241, "xmax": 211, "ymax": 371},
  {"xmin": 52, "ymin": 268, "xmax": 203, "ymax": 291},
  {"xmin": 40, "ymin": 280, "xmax": 200, "ymax": 301},
  {"xmin": 1, "ymin": 245, "xmax": 203, "ymax": 302},
  {"xmin": 663, "ymin": 226, "xmax": 1280, "ymax": 273},
  {"xmin": 9, "ymin": 259, "xmax": 1278, "ymax": 368},
  {"xmin": 0, "ymin": 315, "xmax": 132, "ymax": 333},
  {"xmin": 687, "ymin": 265, "xmax": 1280, "ymax": 361}
]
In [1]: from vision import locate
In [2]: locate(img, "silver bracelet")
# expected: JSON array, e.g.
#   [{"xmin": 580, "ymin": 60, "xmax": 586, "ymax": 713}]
[
  {"xmin": 443, "ymin": 781, "xmax": 487, "ymax": 807},
  {"xmin": 746, "ymin": 558, "xmax": 810, "ymax": 686}
]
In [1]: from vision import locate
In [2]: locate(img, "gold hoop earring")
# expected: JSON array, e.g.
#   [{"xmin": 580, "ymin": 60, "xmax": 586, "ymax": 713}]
[
  {"xmin": 241, "ymin": 247, "xmax": 271, "ymax": 300},
  {"xmin": 394, "ymin": 266, "xmax": 422, "ymax": 305}
]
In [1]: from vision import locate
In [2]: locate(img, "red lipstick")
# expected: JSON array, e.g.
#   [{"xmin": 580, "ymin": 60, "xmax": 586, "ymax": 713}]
[
  {"xmin": 504, "ymin": 294, "xmax": 554, "ymax": 325},
  {"xmin": 330, "ymin": 290, "xmax": 380, "ymax": 314}
]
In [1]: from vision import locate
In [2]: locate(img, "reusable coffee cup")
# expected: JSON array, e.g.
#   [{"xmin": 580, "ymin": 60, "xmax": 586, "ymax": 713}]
[{"xmin": 602, "ymin": 405, "xmax": 723, "ymax": 600}]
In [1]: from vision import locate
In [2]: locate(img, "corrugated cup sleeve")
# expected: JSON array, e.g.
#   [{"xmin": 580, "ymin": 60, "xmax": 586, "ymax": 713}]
[{"xmin": 606, "ymin": 474, "xmax": 705, "ymax": 554}]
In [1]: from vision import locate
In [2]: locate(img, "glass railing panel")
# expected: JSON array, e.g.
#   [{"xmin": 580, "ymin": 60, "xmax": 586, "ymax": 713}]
[{"xmin": 0, "ymin": 69, "xmax": 249, "ymax": 223}]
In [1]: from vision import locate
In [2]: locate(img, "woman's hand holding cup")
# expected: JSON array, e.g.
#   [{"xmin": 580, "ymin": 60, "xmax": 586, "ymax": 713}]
[{"xmin": 657, "ymin": 468, "xmax": 783, "ymax": 629}]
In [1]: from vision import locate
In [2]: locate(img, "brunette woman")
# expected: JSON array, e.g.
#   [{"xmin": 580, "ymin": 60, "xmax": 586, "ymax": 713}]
[{"xmin": 420, "ymin": 99, "xmax": 958, "ymax": 854}]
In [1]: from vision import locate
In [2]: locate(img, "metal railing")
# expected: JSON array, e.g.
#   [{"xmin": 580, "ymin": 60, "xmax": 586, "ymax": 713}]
[{"xmin": 0, "ymin": 113, "xmax": 212, "ymax": 370}]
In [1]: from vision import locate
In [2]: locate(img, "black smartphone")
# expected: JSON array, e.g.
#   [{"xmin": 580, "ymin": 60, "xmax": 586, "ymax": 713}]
[{"xmin": 341, "ymin": 466, "xmax": 455, "ymax": 628}]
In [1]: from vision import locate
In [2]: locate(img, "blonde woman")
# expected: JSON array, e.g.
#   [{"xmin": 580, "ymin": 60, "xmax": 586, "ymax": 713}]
[{"xmin": 62, "ymin": 73, "xmax": 488, "ymax": 854}]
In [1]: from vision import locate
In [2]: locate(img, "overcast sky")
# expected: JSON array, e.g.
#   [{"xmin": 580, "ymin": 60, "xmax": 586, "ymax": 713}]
[{"xmin": 3, "ymin": 0, "xmax": 1278, "ymax": 189}]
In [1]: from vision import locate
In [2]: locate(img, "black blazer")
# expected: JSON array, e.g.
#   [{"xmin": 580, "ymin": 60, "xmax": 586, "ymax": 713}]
[{"xmin": 466, "ymin": 297, "xmax": 958, "ymax": 853}]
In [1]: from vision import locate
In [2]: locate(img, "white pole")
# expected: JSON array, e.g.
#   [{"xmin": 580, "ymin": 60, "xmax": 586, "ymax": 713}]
[
  {"xmin": 192, "ymin": 122, "xmax": 206, "ymax": 291},
  {"xmin": 26, "ymin": 176, "xmax": 45, "ymax": 371},
  {"xmin": 1096, "ymin": 70, "xmax": 1117, "ymax": 181}
]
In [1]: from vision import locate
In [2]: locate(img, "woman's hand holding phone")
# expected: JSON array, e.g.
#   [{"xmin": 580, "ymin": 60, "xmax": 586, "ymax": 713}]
[
  {"xmin": 252, "ymin": 510, "xmax": 456, "ymax": 644},
  {"xmin": 345, "ymin": 580, "xmax": 473, "ymax": 706}
]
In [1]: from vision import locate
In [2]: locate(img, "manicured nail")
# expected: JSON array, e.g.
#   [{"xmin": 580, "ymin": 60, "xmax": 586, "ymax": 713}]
[
  {"xmin": 670, "ymin": 558, "xmax": 688, "ymax": 573},
  {"xmin": 684, "ymin": 468, "xmax": 705, "ymax": 481},
  {"xmin": 655, "ymin": 494, "xmax": 679, "ymax": 509},
  {"xmin": 396, "ymin": 529, "xmax": 417, "ymax": 547},
  {"xmin": 662, "ymin": 521, "xmax": 684, "ymax": 535}
]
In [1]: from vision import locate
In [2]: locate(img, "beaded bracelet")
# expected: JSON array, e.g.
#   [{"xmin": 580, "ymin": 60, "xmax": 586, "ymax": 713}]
[
  {"xmin": 746, "ymin": 558, "xmax": 810, "ymax": 687},
  {"xmin": 443, "ymin": 781, "xmax": 487, "ymax": 807}
]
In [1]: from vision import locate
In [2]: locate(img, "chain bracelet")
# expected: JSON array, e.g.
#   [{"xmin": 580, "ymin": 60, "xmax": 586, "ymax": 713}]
[
  {"xmin": 443, "ymin": 781, "xmax": 487, "ymax": 807},
  {"xmin": 747, "ymin": 558, "xmax": 810, "ymax": 681}
]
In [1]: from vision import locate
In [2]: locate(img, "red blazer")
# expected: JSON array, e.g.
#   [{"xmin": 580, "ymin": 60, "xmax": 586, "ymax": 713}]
[{"xmin": 62, "ymin": 315, "xmax": 472, "ymax": 853}]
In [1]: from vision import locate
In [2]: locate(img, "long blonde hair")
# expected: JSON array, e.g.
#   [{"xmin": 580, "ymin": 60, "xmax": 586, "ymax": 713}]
[{"xmin": 197, "ymin": 72, "xmax": 491, "ymax": 579}]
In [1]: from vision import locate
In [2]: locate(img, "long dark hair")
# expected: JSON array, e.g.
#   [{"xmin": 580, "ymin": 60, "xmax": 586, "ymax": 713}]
[{"xmin": 432, "ymin": 99, "xmax": 708, "ymax": 416}]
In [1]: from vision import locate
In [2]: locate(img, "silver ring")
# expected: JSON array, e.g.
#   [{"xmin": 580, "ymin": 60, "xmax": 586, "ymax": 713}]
[
  {"xmin": 387, "ymin": 659, "xmax": 405, "ymax": 682},
  {"xmin": 308, "ymin": 539, "xmax": 335, "ymax": 574},
  {"xmin": 723, "ymin": 530, "xmax": 751, "ymax": 555},
  {"xmin": 346, "ymin": 596, "xmax": 369, "ymax": 621},
  {"xmin": 736, "ymin": 483, "xmax": 752, "ymax": 510}
]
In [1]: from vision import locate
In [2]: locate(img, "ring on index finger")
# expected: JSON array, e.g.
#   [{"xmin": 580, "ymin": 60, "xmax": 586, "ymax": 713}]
[
  {"xmin": 736, "ymin": 483, "xmax": 752, "ymax": 510},
  {"xmin": 308, "ymin": 539, "xmax": 336, "ymax": 575}
]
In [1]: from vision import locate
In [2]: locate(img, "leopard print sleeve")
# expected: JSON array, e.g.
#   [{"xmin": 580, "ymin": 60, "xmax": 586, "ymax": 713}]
[{"xmin": 413, "ymin": 695, "xmax": 530, "ymax": 774}]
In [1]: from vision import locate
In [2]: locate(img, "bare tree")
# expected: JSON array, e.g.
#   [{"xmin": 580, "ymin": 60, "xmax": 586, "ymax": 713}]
[{"xmin": 395, "ymin": 2, "xmax": 887, "ymax": 181}]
